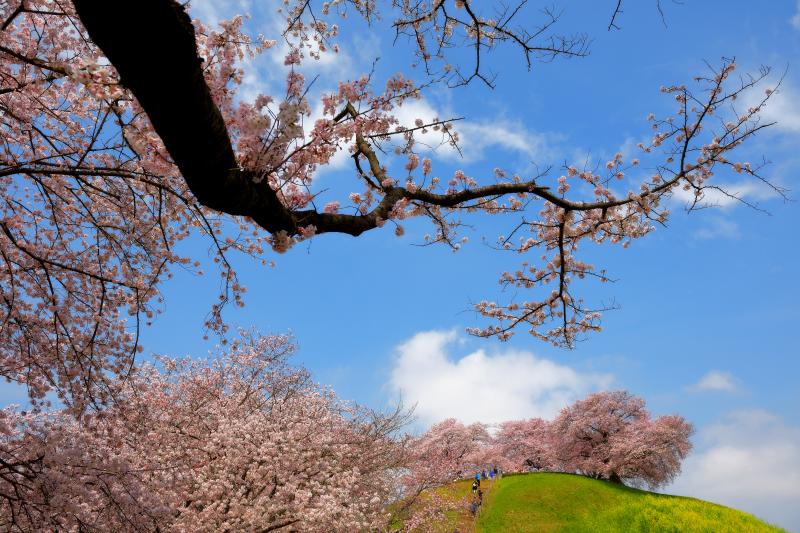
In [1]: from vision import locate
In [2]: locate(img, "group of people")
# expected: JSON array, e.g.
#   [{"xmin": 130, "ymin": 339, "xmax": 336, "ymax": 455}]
[{"xmin": 468, "ymin": 467, "xmax": 501, "ymax": 515}]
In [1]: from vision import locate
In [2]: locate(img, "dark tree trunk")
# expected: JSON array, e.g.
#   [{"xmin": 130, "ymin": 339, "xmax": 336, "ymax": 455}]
[
  {"xmin": 71, "ymin": 0, "xmax": 296, "ymax": 232},
  {"xmin": 70, "ymin": 1, "xmax": 555, "ymax": 239}
]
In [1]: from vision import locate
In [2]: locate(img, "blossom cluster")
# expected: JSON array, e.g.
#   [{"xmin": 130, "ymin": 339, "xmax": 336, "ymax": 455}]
[
  {"xmin": 0, "ymin": 0, "xmax": 781, "ymax": 415},
  {"xmin": 0, "ymin": 333, "xmax": 408, "ymax": 531},
  {"xmin": 405, "ymin": 390, "xmax": 693, "ymax": 492}
]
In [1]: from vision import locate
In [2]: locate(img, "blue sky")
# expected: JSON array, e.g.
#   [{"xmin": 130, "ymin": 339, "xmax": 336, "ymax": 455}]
[
  {"xmin": 173, "ymin": 2, "xmax": 800, "ymax": 528},
  {"xmin": 175, "ymin": 1, "xmax": 800, "ymax": 528},
  {"xmin": 4, "ymin": 0, "xmax": 800, "ymax": 529}
]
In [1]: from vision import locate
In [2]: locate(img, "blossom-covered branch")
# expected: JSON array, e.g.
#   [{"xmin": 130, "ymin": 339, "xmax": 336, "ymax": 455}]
[{"xmin": 0, "ymin": 0, "xmax": 784, "ymax": 409}]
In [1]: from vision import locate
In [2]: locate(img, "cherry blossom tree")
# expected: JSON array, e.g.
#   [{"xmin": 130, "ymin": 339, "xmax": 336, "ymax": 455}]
[
  {"xmin": 0, "ymin": 3, "xmax": 721, "ymax": 526},
  {"xmin": 404, "ymin": 418, "xmax": 490, "ymax": 492},
  {"xmin": 404, "ymin": 392, "xmax": 692, "ymax": 491},
  {"xmin": 391, "ymin": 418, "xmax": 491, "ymax": 529},
  {"xmin": 393, "ymin": 391, "xmax": 693, "ymax": 505},
  {"xmin": 549, "ymin": 390, "xmax": 693, "ymax": 489},
  {"xmin": 0, "ymin": 0, "xmax": 785, "ymax": 412},
  {"xmin": 0, "ymin": 332, "xmax": 412, "ymax": 531},
  {"xmin": 493, "ymin": 417, "xmax": 553, "ymax": 473}
]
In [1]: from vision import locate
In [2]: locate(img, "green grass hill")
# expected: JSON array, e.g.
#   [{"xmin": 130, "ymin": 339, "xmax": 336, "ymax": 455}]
[{"xmin": 421, "ymin": 472, "xmax": 787, "ymax": 532}]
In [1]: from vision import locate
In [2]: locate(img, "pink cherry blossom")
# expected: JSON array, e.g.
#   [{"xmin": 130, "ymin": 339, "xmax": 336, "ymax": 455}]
[
  {"xmin": 0, "ymin": 1, "xmax": 784, "ymax": 411},
  {"xmin": 0, "ymin": 332, "xmax": 411, "ymax": 531},
  {"xmin": 549, "ymin": 390, "xmax": 693, "ymax": 488}
]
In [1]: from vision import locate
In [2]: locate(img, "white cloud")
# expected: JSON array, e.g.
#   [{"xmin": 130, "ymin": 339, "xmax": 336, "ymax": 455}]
[
  {"xmin": 388, "ymin": 330, "xmax": 612, "ymax": 427},
  {"xmin": 792, "ymin": 1, "xmax": 800, "ymax": 30},
  {"xmin": 692, "ymin": 217, "xmax": 740, "ymax": 240},
  {"xmin": 754, "ymin": 83, "xmax": 800, "ymax": 133},
  {"xmin": 269, "ymin": 37, "xmax": 355, "ymax": 75},
  {"xmin": 688, "ymin": 370, "xmax": 738, "ymax": 393},
  {"xmin": 666, "ymin": 79, "xmax": 796, "ymax": 211},
  {"xmin": 391, "ymin": 99, "xmax": 558, "ymax": 164},
  {"xmin": 308, "ymin": 96, "xmax": 556, "ymax": 182},
  {"xmin": 668, "ymin": 410, "xmax": 800, "ymax": 531},
  {"xmin": 616, "ymin": 135, "xmax": 649, "ymax": 160},
  {"xmin": 304, "ymin": 96, "xmax": 559, "ymax": 183},
  {"xmin": 738, "ymin": 77, "xmax": 800, "ymax": 134},
  {"xmin": 671, "ymin": 179, "xmax": 780, "ymax": 209},
  {"xmin": 189, "ymin": 0, "xmax": 357, "ymax": 102},
  {"xmin": 188, "ymin": 0, "xmax": 252, "ymax": 26},
  {"xmin": 388, "ymin": 99, "xmax": 466, "ymax": 158},
  {"xmin": 457, "ymin": 121, "xmax": 556, "ymax": 163},
  {"xmin": 250, "ymin": 0, "xmax": 355, "ymax": 76}
]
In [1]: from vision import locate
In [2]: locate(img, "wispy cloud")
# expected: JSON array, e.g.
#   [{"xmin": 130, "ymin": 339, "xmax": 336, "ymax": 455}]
[
  {"xmin": 388, "ymin": 330, "xmax": 612, "ymax": 427},
  {"xmin": 688, "ymin": 370, "xmax": 738, "ymax": 393},
  {"xmin": 750, "ymin": 81, "xmax": 800, "ymax": 134},
  {"xmin": 671, "ymin": 179, "xmax": 782, "ymax": 209},
  {"xmin": 792, "ymin": 1, "xmax": 800, "ymax": 30},
  {"xmin": 669, "ymin": 410, "xmax": 800, "ymax": 531},
  {"xmin": 665, "ymin": 78, "xmax": 797, "ymax": 211},
  {"xmin": 188, "ymin": 0, "xmax": 252, "ymax": 26},
  {"xmin": 391, "ymin": 99, "xmax": 560, "ymax": 164},
  {"xmin": 693, "ymin": 217, "xmax": 740, "ymax": 241}
]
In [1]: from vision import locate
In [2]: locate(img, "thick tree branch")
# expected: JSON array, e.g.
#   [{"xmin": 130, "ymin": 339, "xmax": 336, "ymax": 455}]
[
  {"xmin": 71, "ymin": 0, "xmax": 295, "ymax": 233},
  {"xmin": 69, "ymin": 0, "xmax": 591, "ymax": 241}
]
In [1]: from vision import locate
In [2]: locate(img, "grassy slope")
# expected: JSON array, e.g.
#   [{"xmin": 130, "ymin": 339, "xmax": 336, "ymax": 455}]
[{"xmin": 475, "ymin": 473, "xmax": 787, "ymax": 533}]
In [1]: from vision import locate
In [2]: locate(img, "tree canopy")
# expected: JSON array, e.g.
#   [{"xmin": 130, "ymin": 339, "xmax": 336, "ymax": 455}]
[
  {"xmin": 0, "ymin": 2, "xmax": 793, "ymax": 529},
  {"xmin": 0, "ymin": 0, "xmax": 784, "ymax": 410}
]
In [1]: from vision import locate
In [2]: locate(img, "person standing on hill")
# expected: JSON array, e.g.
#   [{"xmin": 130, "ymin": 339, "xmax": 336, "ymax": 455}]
[{"xmin": 469, "ymin": 501, "xmax": 478, "ymax": 516}]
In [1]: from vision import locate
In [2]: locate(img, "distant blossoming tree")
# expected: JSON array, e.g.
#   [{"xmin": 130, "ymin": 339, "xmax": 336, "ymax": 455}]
[
  {"xmin": 0, "ymin": 332, "xmax": 411, "ymax": 532},
  {"xmin": 0, "ymin": 0, "xmax": 785, "ymax": 411},
  {"xmin": 403, "ymin": 391, "xmax": 692, "ymax": 494},
  {"xmin": 493, "ymin": 417, "xmax": 553, "ymax": 472},
  {"xmin": 405, "ymin": 418, "xmax": 490, "ymax": 491},
  {"xmin": 395, "ymin": 418, "xmax": 491, "ymax": 528},
  {"xmin": 549, "ymin": 390, "xmax": 693, "ymax": 489}
]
